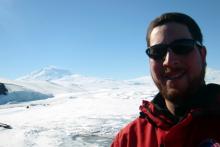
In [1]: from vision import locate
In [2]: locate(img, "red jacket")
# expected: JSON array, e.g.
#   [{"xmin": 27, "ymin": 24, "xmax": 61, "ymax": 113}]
[{"xmin": 111, "ymin": 84, "xmax": 220, "ymax": 147}]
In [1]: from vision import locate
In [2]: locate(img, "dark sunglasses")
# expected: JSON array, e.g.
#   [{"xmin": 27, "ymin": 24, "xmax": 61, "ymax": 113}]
[{"xmin": 146, "ymin": 39, "xmax": 202, "ymax": 60}]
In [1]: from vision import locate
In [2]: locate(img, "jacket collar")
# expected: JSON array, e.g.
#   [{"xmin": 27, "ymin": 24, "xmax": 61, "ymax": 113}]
[{"xmin": 139, "ymin": 83, "xmax": 220, "ymax": 130}]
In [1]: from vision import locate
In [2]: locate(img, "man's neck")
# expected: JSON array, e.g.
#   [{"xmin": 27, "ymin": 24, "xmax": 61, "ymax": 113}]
[{"xmin": 164, "ymin": 100, "xmax": 187, "ymax": 117}]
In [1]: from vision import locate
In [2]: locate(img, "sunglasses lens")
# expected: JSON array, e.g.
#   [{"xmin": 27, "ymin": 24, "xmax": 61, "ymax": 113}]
[
  {"xmin": 146, "ymin": 45, "xmax": 167, "ymax": 60},
  {"xmin": 171, "ymin": 39, "xmax": 195, "ymax": 55},
  {"xmin": 171, "ymin": 44, "xmax": 194, "ymax": 55}
]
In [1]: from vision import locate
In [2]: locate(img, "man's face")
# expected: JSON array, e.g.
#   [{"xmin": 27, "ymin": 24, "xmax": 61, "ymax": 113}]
[{"xmin": 149, "ymin": 22, "xmax": 206, "ymax": 104}]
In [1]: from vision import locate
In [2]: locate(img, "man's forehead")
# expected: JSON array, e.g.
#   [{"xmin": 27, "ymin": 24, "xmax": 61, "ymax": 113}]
[{"xmin": 149, "ymin": 22, "xmax": 192, "ymax": 46}]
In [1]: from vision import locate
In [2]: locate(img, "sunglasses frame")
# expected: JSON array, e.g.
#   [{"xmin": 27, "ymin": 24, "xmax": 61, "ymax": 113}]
[{"xmin": 146, "ymin": 39, "xmax": 203, "ymax": 60}]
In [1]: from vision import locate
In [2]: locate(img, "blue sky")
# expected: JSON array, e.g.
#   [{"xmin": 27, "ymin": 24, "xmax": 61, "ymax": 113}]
[{"xmin": 0, "ymin": 0, "xmax": 220, "ymax": 79}]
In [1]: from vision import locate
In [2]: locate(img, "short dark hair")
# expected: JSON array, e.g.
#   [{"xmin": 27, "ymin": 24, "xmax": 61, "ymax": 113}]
[{"xmin": 146, "ymin": 12, "xmax": 203, "ymax": 47}]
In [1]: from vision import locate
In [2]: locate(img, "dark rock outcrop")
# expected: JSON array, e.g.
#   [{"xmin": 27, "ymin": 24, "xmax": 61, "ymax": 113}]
[{"xmin": 0, "ymin": 83, "xmax": 8, "ymax": 95}]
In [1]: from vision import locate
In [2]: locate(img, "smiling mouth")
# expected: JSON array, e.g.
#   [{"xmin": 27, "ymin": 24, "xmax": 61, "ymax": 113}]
[{"xmin": 164, "ymin": 68, "xmax": 185, "ymax": 80}]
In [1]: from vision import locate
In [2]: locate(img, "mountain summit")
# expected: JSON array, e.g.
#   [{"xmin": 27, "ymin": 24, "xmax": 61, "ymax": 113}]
[
  {"xmin": 17, "ymin": 66, "xmax": 72, "ymax": 81},
  {"xmin": 16, "ymin": 66, "xmax": 220, "ymax": 84}
]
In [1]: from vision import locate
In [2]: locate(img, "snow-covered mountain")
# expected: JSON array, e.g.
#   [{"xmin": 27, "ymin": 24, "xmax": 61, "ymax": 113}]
[
  {"xmin": 1, "ymin": 66, "xmax": 220, "ymax": 105},
  {"xmin": 17, "ymin": 66, "xmax": 72, "ymax": 81},
  {"xmin": 17, "ymin": 66, "xmax": 220, "ymax": 85}
]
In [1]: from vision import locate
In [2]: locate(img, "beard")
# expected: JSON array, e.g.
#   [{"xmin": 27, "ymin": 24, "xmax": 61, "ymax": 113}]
[{"xmin": 156, "ymin": 64, "xmax": 206, "ymax": 106}]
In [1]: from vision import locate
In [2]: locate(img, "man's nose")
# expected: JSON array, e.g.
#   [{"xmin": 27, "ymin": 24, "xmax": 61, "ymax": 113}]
[{"xmin": 162, "ymin": 49, "xmax": 180, "ymax": 67}]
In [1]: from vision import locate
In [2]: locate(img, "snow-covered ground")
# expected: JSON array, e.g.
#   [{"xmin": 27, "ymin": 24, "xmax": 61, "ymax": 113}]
[{"xmin": 0, "ymin": 67, "xmax": 219, "ymax": 147}]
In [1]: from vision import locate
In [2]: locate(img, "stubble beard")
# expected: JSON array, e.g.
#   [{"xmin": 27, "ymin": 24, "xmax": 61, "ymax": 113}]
[{"xmin": 155, "ymin": 65, "xmax": 206, "ymax": 106}]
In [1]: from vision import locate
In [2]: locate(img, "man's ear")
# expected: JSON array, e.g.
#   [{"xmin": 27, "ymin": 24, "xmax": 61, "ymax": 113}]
[{"xmin": 200, "ymin": 46, "xmax": 207, "ymax": 64}]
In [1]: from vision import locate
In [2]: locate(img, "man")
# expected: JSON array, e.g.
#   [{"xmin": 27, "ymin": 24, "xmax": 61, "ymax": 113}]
[{"xmin": 111, "ymin": 12, "xmax": 220, "ymax": 147}]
